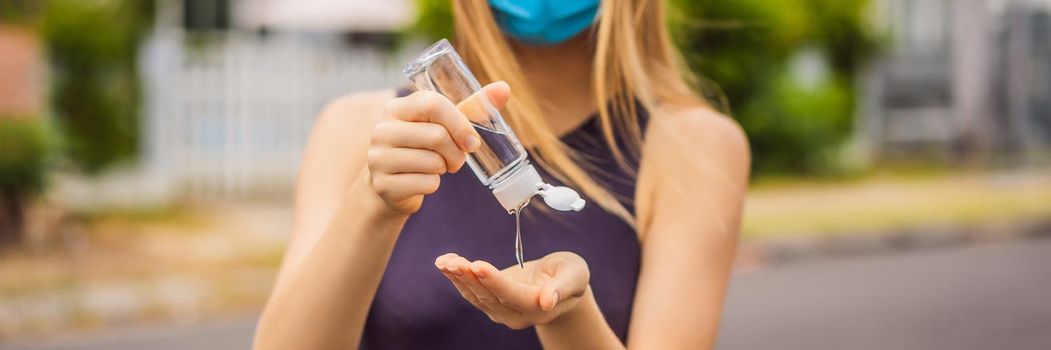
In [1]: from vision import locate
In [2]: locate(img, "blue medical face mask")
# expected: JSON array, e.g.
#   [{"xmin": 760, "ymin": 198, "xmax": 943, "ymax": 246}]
[{"xmin": 488, "ymin": 0, "xmax": 601, "ymax": 46}]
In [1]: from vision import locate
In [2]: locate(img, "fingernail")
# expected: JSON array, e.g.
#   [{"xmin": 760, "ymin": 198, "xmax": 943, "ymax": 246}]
[
  {"xmin": 551, "ymin": 291, "xmax": 559, "ymax": 307},
  {"xmin": 464, "ymin": 135, "xmax": 480, "ymax": 151},
  {"xmin": 447, "ymin": 266, "xmax": 461, "ymax": 275},
  {"xmin": 471, "ymin": 265, "xmax": 484, "ymax": 278}
]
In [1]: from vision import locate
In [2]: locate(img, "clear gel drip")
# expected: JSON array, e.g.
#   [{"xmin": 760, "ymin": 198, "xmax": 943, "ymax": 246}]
[{"xmin": 512, "ymin": 199, "xmax": 530, "ymax": 269}]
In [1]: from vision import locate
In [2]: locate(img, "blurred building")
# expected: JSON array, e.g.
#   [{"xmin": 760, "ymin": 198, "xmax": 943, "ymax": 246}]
[
  {"xmin": 0, "ymin": 24, "xmax": 42, "ymax": 119},
  {"xmin": 116, "ymin": 0, "xmax": 419, "ymax": 204},
  {"xmin": 864, "ymin": 0, "xmax": 1051, "ymax": 163},
  {"xmin": 998, "ymin": 3, "xmax": 1051, "ymax": 159},
  {"xmin": 234, "ymin": 0, "xmax": 412, "ymax": 36}
]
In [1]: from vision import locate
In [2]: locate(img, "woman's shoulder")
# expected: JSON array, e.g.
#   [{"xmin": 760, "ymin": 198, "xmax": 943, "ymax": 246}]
[
  {"xmin": 638, "ymin": 102, "xmax": 750, "ymax": 195},
  {"xmin": 646, "ymin": 103, "xmax": 750, "ymax": 168},
  {"xmin": 315, "ymin": 89, "xmax": 396, "ymax": 131},
  {"xmin": 307, "ymin": 89, "xmax": 395, "ymax": 147},
  {"xmin": 634, "ymin": 102, "xmax": 750, "ymax": 237},
  {"xmin": 298, "ymin": 89, "xmax": 395, "ymax": 181}
]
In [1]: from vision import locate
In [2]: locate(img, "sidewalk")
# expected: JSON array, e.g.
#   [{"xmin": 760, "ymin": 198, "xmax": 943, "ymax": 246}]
[{"xmin": 0, "ymin": 203, "xmax": 291, "ymax": 339}]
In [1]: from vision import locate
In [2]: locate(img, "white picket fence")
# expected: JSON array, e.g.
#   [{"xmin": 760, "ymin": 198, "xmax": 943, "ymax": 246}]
[{"xmin": 140, "ymin": 30, "xmax": 418, "ymax": 199}]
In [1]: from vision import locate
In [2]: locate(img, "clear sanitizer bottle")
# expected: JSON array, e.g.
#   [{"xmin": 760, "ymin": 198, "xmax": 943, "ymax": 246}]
[{"xmin": 402, "ymin": 39, "xmax": 585, "ymax": 214}]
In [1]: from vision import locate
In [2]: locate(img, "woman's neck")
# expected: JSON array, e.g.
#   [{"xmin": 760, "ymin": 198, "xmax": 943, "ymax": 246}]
[{"xmin": 511, "ymin": 34, "xmax": 597, "ymax": 136}]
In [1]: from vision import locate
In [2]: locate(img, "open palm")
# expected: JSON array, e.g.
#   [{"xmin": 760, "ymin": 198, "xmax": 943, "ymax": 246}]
[{"xmin": 435, "ymin": 251, "xmax": 591, "ymax": 329}]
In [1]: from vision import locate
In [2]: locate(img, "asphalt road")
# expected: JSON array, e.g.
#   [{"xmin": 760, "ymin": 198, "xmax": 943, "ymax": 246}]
[
  {"xmin": 717, "ymin": 239, "xmax": 1051, "ymax": 350},
  {"xmin": 4, "ymin": 239, "xmax": 1049, "ymax": 350}
]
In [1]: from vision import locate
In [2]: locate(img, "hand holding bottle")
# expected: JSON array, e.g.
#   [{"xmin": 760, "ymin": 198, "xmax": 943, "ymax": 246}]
[{"xmin": 367, "ymin": 82, "xmax": 512, "ymax": 214}]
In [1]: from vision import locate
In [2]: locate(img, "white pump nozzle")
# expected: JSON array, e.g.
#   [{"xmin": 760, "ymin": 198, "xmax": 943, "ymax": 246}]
[
  {"xmin": 491, "ymin": 164, "xmax": 586, "ymax": 213},
  {"xmin": 538, "ymin": 184, "xmax": 586, "ymax": 212}
]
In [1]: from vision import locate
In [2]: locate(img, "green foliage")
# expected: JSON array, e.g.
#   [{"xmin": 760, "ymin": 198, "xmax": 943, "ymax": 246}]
[
  {"xmin": 0, "ymin": 118, "xmax": 53, "ymax": 193},
  {"xmin": 671, "ymin": 0, "xmax": 878, "ymax": 175},
  {"xmin": 738, "ymin": 67, "xmax": 853, "ymax": 174},
  {"xmin": 41, "ymin": 0, "xmax": 154, "ymax": 173},
  {"xmin": 407, "ymin": 0, "xmax": 879, "ymax": 176},
  {"xmin": 0, "ymin": 0, "xmax": 40, "ymax": 24},
  {"xmin": 411, "ymin": 0, "xmax": 454, "ymax": 41}
]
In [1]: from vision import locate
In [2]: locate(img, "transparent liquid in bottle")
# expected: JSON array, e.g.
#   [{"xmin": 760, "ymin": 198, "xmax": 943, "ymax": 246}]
[{"xmin": 402, "ymin": 39, "xmax": 529, "ymax": 189}]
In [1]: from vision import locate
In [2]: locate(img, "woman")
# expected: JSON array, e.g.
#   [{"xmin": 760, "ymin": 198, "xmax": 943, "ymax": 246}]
[{"xmin": 254, "ymin": 0, "xmax": 749, "ymax": 349}]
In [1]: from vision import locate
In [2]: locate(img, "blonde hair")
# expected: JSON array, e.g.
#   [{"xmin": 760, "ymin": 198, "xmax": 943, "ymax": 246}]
[{"xmin": 451, "ymin": 0, "xmax": 704, "ymax": 227}]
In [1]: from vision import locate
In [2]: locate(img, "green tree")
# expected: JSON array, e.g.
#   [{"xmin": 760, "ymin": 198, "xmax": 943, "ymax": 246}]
[
  {"xmin": 0, "ymin": 0, "xmax": 40, "ymax": 23},
  {"xmin": 0, "ymin": 118, "xmax": 53, "ymax": 245},
  {"xmin": 672, "ymin": 0, "xmax": 878, "ymax": 175},
  {"xmin": 41, "ymin": 0, "xmax": 154, "ymax": 173}
]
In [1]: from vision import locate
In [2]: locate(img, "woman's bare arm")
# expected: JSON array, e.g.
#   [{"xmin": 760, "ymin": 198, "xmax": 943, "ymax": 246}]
[
  {"xmin": 515, "ymin": 106, "xmax": 748, "ymax": 349},
  {"xmin": 535, "ymin": 106, "xmax": 749, "ymax": 349},
  {"xmin": 253, "ymin": 91, "xmax": 404, "ymax": 350},
  {"xmin": 254, "ymin": 83, "xmax": 508, "ymax": 350},
  {"xmin": 627, "ymin": 106, "xmax": 750, "ymax": 349}
]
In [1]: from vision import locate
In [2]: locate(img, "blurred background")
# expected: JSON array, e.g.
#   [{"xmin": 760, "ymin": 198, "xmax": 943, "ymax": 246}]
[{"xmin": 0, "ymin": 0, "xmax": 1049, "ymax": 349}]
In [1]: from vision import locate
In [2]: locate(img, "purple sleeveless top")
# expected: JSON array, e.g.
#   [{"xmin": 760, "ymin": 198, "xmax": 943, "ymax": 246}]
[{"xmin": 360, "ymin": 89, "xmax": 643, "ymax": 349}]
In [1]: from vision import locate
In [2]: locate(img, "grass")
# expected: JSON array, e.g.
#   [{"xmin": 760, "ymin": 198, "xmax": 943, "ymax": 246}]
[
  {"xmin": 75, "ymin": 204, "xmax": 208, "ymax": 230},
  {"xmin": 742, "ymin": 168, "xmax": 1051, "ymax": 240}
]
